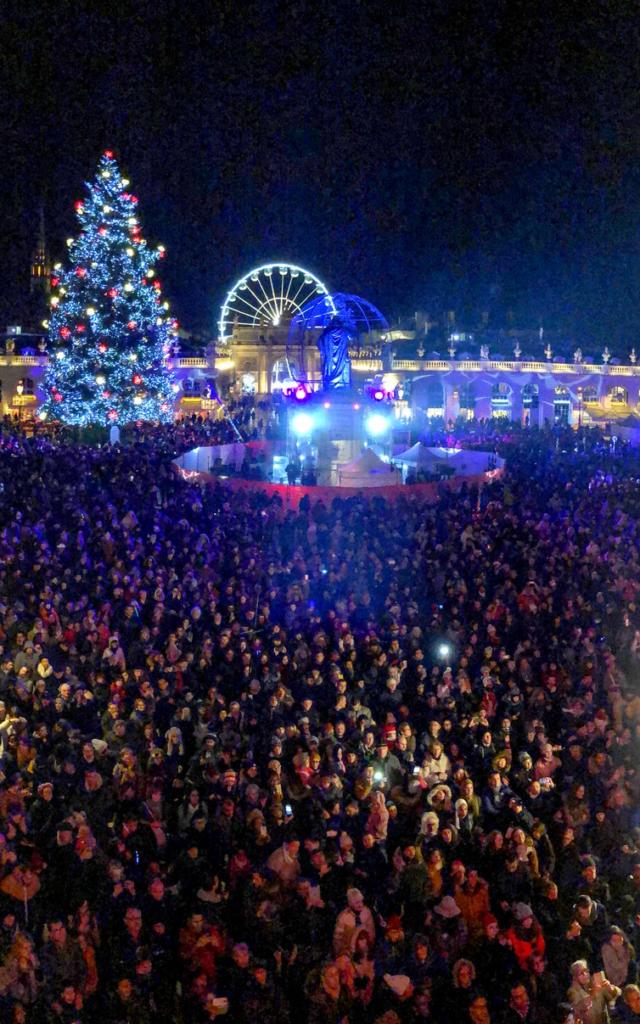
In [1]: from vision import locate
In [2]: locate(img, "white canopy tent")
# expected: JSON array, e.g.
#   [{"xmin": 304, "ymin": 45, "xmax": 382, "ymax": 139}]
[
  {"xmin": 393, "ymin": 442, "xmax": 441, "ymax": 471},
  {"xmin": 174, "ymin": 444, "xmax": 247, "ymax": 474},
  {"xmin": 394, "ymin": 444, "xmax": 504, "ymax": 476},
  {"xmin": 337, "ymin": 447, "xmax": 402, "ymax": 487}
]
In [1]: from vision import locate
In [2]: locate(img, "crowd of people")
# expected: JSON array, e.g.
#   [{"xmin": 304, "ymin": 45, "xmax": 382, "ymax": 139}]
[{"xmin": 0, "ymin": 423, "xmax": 639, "ymax": 1023}]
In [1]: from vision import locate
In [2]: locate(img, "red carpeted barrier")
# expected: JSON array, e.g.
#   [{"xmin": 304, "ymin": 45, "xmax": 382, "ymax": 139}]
[{"xmin": 176, "ymin": 468, "xmax": 502, "ymax": 508}]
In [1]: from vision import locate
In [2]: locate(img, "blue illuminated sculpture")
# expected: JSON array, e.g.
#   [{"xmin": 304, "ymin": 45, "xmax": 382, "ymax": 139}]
[
  {"xmin": 317, "ymin": 315, "xmax": 353, "ymax": 390},
  {"xmin": 290, "ymin": 292, "xmax": 388, "ymax": 392}
]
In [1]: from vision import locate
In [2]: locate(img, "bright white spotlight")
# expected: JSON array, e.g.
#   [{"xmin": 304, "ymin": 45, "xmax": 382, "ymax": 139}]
[
  {"xmin": 291, "ymin": 412, "xmax": 314, "ymax": 436},
  {"xmin": 438, "ymin": 642, "xmax": 451, "ymax": 659},
  {"xmin": 366, "ymin": 413, "xmax": 390, "ymax": 437}
]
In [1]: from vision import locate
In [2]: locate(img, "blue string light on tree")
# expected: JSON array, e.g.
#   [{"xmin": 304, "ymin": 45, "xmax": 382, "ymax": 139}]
[{"xmin": 40, "ymin": 150, "xmax": 176, "ymax": 426}]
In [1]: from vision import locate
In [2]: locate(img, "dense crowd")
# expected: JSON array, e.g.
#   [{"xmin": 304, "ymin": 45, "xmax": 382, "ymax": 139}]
[{"xmin": 0, "ymin": 425, "xmax": 639, "ymax": 1024}]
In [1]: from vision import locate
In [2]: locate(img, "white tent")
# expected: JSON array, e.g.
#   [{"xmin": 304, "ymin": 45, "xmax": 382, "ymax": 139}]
[
  {"xmin": 426, "ymin": 447, "xmax": 504, "ymax": 474},
  {"xmin": 337, "ymin": 447, "xmax": 402, "ymax": 487},
  {"xmin": 174, "ymin": 443, "xmax": 247, "ymax": 474},
  {"xmin": 613, "ymin": 415, "xmax": 640, "ymax": 446},
  {"xmin": 395, "ymin": 444, "xmax": 504, "ymax": 476},
  {"xmin": 393, "ymin": 442, "xmax": 439, "ymax": 470}
]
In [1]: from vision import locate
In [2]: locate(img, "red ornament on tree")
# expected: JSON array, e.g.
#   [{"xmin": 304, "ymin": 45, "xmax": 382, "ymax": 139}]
[
  {"xmin": 59, "ymin": 327, "xmax": 71, "ymax": 339},
  {"xmin": 75, "ymin": 267, "xmax": 87, "ymax": 278},
  {"xmin": 107, "ymin": 288, "xmax": 118, "ymax": 298},
  {"xmin": 74, "ymin": 200, "xmax": 84, "ymax": 212},
  {"xmin": 127, "ymin": 321, "xmax": 137, "ymax": 330},
  {"xmin": 129, "ymin": 195, "xmax": 139, "ymax": 204},
  {"xmin": 102, "ymin": 390, "xmax": 111, "ymax": 399},
  {"xmin": 132, "ymin": 373, "xmax": 142, "ymax": 386},
  {"xmin": 98, "ymin": 341, "xmax": 108, "ymax": 353},
  {"xmin": 153, "ymin": 280, "xmax": 161, "ymax": 291},
  {"xmin": 76, "ymin": 324, "xmax": 86, "ymax": 333},
  {"xmin": 108, "ymin": 409, "xmax": 118, "ymax": 421},
  {"xmin": 98, "ymin": 226, "xmax": 108, "ymax": 236},
  {"xmin": 104, "ymin": 150, "xmax": 114, "ymax": 159},
  {"xmin": 51, "ymin": 276, "xmax": 60, "ymax": 287},
  {"xmin": 53, "ymin": 391, "xmax": 63, "ymax": 402}
]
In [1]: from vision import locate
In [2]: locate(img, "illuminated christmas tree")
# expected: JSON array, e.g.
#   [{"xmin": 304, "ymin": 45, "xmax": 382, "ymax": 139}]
[{"xmin": 41, "ymin": 150, "xmax": 176, "ymax": 425}]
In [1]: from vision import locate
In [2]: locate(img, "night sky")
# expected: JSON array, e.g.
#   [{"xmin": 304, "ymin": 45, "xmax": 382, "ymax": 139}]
[{"xmin": 3, "ymin": 0, "xmax": 640, "ymax": 346}]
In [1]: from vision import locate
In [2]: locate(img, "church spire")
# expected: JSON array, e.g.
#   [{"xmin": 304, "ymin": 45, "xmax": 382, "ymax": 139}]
[{"xmin": 30, "ymin": 204, "xmax": 50, "ymax": 295}]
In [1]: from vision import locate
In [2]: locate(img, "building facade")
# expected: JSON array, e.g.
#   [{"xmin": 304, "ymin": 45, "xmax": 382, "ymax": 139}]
[{"xmin": 1, "ymin": 332, "xmax": 638, "ymax": 428}]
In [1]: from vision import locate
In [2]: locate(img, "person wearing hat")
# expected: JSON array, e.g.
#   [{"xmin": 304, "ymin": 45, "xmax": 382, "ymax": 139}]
[
  {"xmin": 30, "ymin": 781, "xmax": 59, "ymax": 844},
  {"xmin": 378, "ymin": 914, "xmax": 409, "ymax": 975},
  {"xmin": 473, "ymin": 912, "xmax": 519, "ymax": 996},
  {"xmin": 44, "ymin": 821, "xmax": 77, "ymax": 911},
  {"xmin": 426, "ymin": 783, "xmax": 453, "ymax": 813},
  {"xmin": 333, "ymin": 888, "xmax": 375, "ymax": 957},
  {"xmin": 372, "ymin": 739, "xmax": 404, "ymax": 790},
  {"xmin": 580, "ymin": 856, "xmax": 612, "ymax": 906},
  {"xmin": 506, "ymin": 904, "xmax": 545, "ymax": 972},
  {"xmin": 378, "ymin": 973, "xmax": 414, "ymax": 1017},
  {"xmin": 432, "ymin": 895, "xmax": 468, "ymax": 963}
]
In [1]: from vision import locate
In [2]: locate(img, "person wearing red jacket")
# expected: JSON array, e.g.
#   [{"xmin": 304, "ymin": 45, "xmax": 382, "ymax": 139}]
[{"xmin": 505, "ymin": 903, "xmax": 545, "ymax": 971}]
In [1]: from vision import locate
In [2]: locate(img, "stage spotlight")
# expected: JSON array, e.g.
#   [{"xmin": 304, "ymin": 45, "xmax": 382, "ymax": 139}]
[
  {"xmin": 294, "ymin": 385, "xmax": 308, "ymax": 401},
  {"xmin": 365, "ymin": 413, "xmax": 390, "ymax": 437},
  {"xmin": 437, "ymin": 642, "xmax": 452, "ymax": 660},
  {"xmin": 291, "ymin": 412, "xmax": 314, "ymax": 436},
  {"xmin": 372, "ymin": 389, "xmax": 385, "ymax": 401}
]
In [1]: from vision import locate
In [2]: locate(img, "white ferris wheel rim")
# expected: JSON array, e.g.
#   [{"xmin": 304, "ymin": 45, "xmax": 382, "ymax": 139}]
[{"xmin": 218, "ymin": 263, "xmax": 336, "ymax": 342}]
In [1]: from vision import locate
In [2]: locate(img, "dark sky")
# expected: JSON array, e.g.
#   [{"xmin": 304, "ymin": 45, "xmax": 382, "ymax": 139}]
[{"xmin": 3, "ymin": 0, "xmax": 640, "ymax": 345}]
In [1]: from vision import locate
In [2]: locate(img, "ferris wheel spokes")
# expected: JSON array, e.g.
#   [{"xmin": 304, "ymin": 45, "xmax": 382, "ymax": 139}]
[{"xmin": 218, "ymin": 263, "xmax": 335, "ymax": 341}]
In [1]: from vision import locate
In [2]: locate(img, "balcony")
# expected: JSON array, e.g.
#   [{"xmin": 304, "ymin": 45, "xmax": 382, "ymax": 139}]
[
  {"xmin": 388, "ymin": 358, "xmax": 640, "ymax": 375},
  {"xmin": 0, "ymin": 354, "xmax": 48, "ymax": 366},
  {"xmin": 169, "ymin": 357, "xmax": 235, "ymax": 370}
]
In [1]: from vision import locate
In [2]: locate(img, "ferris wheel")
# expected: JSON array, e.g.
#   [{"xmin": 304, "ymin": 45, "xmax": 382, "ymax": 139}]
[{"xmin": 218, "ymin": 263, "xmax": 336, "ymax": 343}]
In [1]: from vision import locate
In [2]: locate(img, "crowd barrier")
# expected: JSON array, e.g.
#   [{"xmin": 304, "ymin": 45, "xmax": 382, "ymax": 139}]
[{"xmin": 176, "ymin": 467, "xmax": 502, "ymax": 509}]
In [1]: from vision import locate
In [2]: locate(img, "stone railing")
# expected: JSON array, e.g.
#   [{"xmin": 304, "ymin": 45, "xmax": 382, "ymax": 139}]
[
  {"xmin": 168, "ymin": 357, "xmax": 236, "ymax": 370},
  {"xmin": 349, "ymin": 358, "xmax": 384, "ymax": 371},
  {"xmin": 171, "ymin": 357, "xmax": 208, "ymax": 367},
  {"xmin": 388, "ymin": 358, "xmax": 640, "ymax": 375},
  {"xmin": 0, "ymin": 354, "xmax": 48, "ymax": 366}
]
